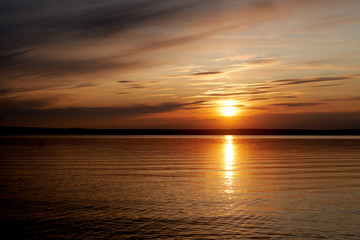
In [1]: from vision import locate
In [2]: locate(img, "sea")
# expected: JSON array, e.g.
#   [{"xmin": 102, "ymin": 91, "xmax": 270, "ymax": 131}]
[{"xmin": 0, "ymin": 135, "xmax": 360, "ymax": 239}]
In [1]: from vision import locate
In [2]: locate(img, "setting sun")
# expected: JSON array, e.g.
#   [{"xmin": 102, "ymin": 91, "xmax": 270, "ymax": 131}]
[
  {"xmin": 222, "ymin": 106, "xmax": 236, "ymax": 116},
  {"xmin": 222, "ymin": 100, "xmax": 237, "ymax": 116}
]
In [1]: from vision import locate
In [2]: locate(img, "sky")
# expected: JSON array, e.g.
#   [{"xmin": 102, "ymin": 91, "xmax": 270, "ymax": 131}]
[{"xmin": 0, "ymin": 0, "xmax": 359, "ymax": 129}]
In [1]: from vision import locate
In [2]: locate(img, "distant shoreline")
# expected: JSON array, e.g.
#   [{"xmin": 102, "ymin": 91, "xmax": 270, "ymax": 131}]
[{"xmin": 1, "ymin": 127, "xmax": 360, "ymax": 135}]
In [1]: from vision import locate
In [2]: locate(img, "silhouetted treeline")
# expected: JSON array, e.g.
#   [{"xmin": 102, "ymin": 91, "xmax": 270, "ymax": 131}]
[{"xmin": 1, "ymin": 127, "xmax": 360, "ymax": 135}]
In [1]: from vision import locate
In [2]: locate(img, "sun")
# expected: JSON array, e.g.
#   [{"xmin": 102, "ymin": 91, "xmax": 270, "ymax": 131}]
[
  {"xmin": 221, "ymin": 100, "xmax": 237, "ymax": 116},
  {"xmin": 222, "ymin": 106, "xmax": 236, "ymax": 116}
]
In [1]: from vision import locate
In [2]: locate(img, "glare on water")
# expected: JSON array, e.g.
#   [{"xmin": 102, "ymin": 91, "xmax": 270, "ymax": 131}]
[{"xmin": 224, "ymin": 135, "xmax": 234, "ymax": 195}]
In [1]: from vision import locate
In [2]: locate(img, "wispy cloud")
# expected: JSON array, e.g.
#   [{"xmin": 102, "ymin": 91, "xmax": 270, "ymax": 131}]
[
  {"xmin": 73, "ymin": 83, "xmax": 97, "ymax": 88},
  {"xmin": 300, "ymin": 15, "xmax": 360, "ymax": 31},
  {"xmin": 115, "ymin": 80, "xmax": 167, "ymax": 91},
  {"xmin": 0, "ymin": 83, "xmax": 98, "ymax": 97},
  {"xmin": 1, "ymin": 100, "xmax": 206, "ymax": 127},
  {"xmin": 246, "ymin": 58, "xmax": 279, "ymax": 65},
  {"xmin": 0, "ymin": 0, "xmax": 291, "ymax": 84},
  {"xmin": 117, "ymin": 80, "xmax": 134, "ymax": 83},
  {"xmin": 204, "ymin": 90, "xmax": 274, "ymax": 97},
  {"xmin": 0, "ymin": 97, "xmax": 59, "ymax": 109},
  {"xmin": 172, "ymin": 58, "xmax": 281, "ymax": 79},
  {"xmin": 127, "ymin": 84, "xmax": 147, "ymax": 89},
  {"xmin": 190, "ymin": 71, "xmax": 223, "ymax": 76},
  {"xmin": 272, "ymin": 95, "xmax": 298, "ymax": 99},
  {"xmin": 323, "ymin": 97, "xmax": 360, "ymax": 102},
  {"xmin": 173, "ymin": 71, "xmax": 223, "ymax": 77},
  {"xmin": 272, "ymin": 76, "xmax": 353, "ymax": 86},
  {"xmin": 189, "ymin": 81, "xmax": 224, "ymax": 86},
  {"xmin": 271, "ymin": 102, "xmax": 323, "ymax": 107},
  {"xmin": 311, "ymin": 84, "xmax": 344, "ymax": 88},
  {"xmin": 0, "ymin": 50, "xmax": 150, "ymax": 82},
  {"xmin": 214, "ymin": 54, "xmax": 258, "ymax": 62},
  {"xmin": 246, "ymin": 97, "xmax": 270, "ymax": 102},
  {"xmin": 242, "ymin": 111, "xmax": 360, "ymax": 129},
  {"xmin": 174, "ymin": 65, "xmax": 203, "ymax": 73}
]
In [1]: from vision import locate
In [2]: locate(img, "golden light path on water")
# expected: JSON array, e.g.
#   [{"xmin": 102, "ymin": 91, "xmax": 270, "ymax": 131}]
[{"xmin": 224, "ymin": 135, "xmax": 235, "ymax": 196}]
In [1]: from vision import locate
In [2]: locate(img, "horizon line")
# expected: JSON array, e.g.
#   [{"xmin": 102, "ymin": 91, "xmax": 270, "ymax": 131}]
[{"xmin": 1, "ymin": 126, "xmax": 360, "ymax": 136}]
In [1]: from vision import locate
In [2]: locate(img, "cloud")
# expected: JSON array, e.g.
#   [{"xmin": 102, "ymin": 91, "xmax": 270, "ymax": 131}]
[
  {"xmin": 0, "ymin": 97, "xmax": 59, "ymax": 109},
  {"xmin": 243, "ymin": 111, "xmax": 360, "ymax": 129},
  {"xmin": 0, "ymin": 82, "xmax": 100, "ymax": 98},
  {"xmin": 0, "ymin": 1, "xmax": 205, "ymax": 51},
  {"xmin": 127, "ymin": 84, "xmax": 148, "ymax": 89},
  {"xmin": 244, "ymin": 107, "xmax": 268, "ymax": 110},
  {"xmin": 0, "ymin": 0, "xmax": 289, "ymax": 83},
  {"xmin": 203, "ymin": 83, "xmax": 276, "ymax": 97},
  {"xmin": 272, "ymin": 76, "xmax": 353, "ymax": 86},
  {"xmin": 246, "ymin": 97, "xmax": 270, "ymax": 101},
  {"xmin": 73, "ymin": 83, "xmax": 97, "ymax": 88},
  {"xmin": 245, "ymin": 95, "xmax": 298, "ymax": 102},
  {"xmin": 214, "ymin": 54, "xmax": 258, "ymax": 62},
  {"xmin": 311, "ymin": 84, "xmax": 344, "ymax": 88},
  {"xmin": 0, "ymin": 50, "xmax": 151, "ymax": 82},
  {"xmin": 53, "ymin": 1, "xmax": 223, "ymax": 38},
  {"xmin": 0, "ymin": 50, "xmax": 32, "ymax": 63},
  {"xmin": 204, "ymin": 90, "xmax": 273, "ymax": 97},
  {"xmin": 198, "ymin": 73, "xmax": 354, "ymax": 99},
  {"xmin": 150, "ymin": 88, "xmax": 172, "ymax": 92},
  {"xmin": 173, "ymin": 71, "xmax": 223, "ymax": 77},
  {"xmin": 271, "ymin": 102, "xmax": 323, "ymax": 107},
  {"xmin": 245, "ymin": 74, "xmax": 357, "ymax": 95},
  {"xmin": 300, "ymin": 15, "xmax": 360, "ymax": 31},
  {"xmin": 120, "ymin": 23, "xmax": 248, "ymax": 59},
  {"xmin": 190, "ymin": 71, "xmax": 223, "ymax": 76},
  {"xmin": 272, "ymin": 95, "xmax": 297, "ymax": 99},
  {"xmin": 1, "ymin": 1, "xmax": 229, "ymax": 84},
  {"xmin": 246, "ymin": 58, "xmax": 278, "ymax": 65},
  {"xmin": 144, "ymin": 93, "xmax": 175, "ymax": 97},
  {"xmin": 1, "ymin": 0, "xmax": 359, "ymax": 129},
  {"xmin": 211, "ymin": 58, "xmax": 280, "ymax": 75},
  {"xmin": 1, "ymin": 100, "xmax": 206, "ymax": 127},
  {"xmin": 189, "ymin": 81, "xmax": 224, "ymax": 86},
  {"xmin": 0, "ymin": 85, "xmax": 60, "ymax": 96},
  {"xmin": 114, "ymin": 80, "xmax": 169, "ymax": 93},
  {"xmin": 323, "ymin": 97, "xmax": 360, "ymax": 102},
  {"xmin": 117, "ymin": 80, "xmax": 134, "ymax": 83}
]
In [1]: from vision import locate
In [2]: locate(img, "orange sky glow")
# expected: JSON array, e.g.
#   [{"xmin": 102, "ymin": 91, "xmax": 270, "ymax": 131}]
[{"xmin": 0, "ymin": 0, "xmax": 359, "ymax": 129}]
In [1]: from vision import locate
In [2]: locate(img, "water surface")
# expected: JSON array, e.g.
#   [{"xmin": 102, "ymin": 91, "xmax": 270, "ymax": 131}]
[{"xmin": 1, "ymin": 135, "xmax": 360, "ymax": 239}]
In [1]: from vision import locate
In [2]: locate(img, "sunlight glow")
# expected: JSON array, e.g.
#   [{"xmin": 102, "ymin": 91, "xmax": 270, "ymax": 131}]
[{"xmin": 221, "ymin": 100, "xmax": 237, "ymax": 116}]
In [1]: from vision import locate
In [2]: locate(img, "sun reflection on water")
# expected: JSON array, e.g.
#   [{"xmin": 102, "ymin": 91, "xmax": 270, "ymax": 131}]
[{"xmin": 224, "ymin": 135, "xmax": 234, "ymax": 195}]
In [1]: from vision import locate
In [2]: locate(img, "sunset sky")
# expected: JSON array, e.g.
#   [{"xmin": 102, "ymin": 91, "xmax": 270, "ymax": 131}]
[{"xmin": 1, "ymin": 0, "xmax": 359, "ymax": 129}]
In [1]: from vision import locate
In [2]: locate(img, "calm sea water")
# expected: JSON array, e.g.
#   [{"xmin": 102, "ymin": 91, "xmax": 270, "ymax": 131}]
[{"xmin": 1, "ymin": 135, "xmax": 360, "ymax": 239}]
